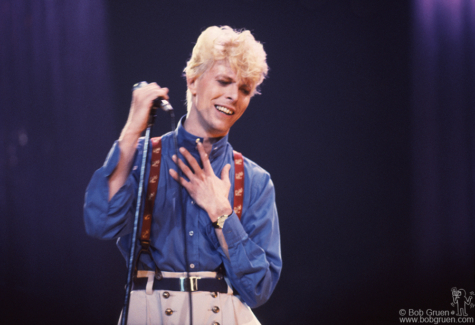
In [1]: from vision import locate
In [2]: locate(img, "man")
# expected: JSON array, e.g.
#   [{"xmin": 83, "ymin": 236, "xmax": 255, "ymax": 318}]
[{"xmin": 84, "ymin": 26, "xmax": 281, "ymax": 325}]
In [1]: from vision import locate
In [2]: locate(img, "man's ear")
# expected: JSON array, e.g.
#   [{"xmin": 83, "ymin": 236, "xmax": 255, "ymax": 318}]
[{"xmin": 187, "ymin": 76, "xmax": 197, "ymax": 96}]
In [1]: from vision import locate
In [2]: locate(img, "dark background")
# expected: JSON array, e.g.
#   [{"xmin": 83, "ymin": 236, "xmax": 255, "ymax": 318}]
[{"xmin": 1, "ymin": 0, "xmax": 474, "ymax": 324}]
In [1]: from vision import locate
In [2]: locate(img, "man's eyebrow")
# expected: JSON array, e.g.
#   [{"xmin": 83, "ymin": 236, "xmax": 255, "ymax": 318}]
[{"xmin": 216, "ymin": 74, "xmax": 235, "ymax": 81}]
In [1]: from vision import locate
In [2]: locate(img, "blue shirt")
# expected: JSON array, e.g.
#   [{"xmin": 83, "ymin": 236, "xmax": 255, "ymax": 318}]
[{"xmin": 84, "ymin": 117, "xmax": 282, "ymax": 308}]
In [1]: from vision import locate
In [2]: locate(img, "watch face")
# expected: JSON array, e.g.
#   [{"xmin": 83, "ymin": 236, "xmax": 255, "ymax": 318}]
[{"xmin": 217, "ymin": 215, "xmax": 228, "ymax": 228}]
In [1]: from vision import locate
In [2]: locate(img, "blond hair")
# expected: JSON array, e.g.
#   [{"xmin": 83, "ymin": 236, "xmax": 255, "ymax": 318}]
[{"xmin": 184, "ymin": 26, "xmax": 268, "ymax": 111}]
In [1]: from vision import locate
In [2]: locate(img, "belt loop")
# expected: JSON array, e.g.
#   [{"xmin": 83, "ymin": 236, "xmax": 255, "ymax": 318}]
[{"xmin": 146, "ymin": 272, "xmax": 155, "ymax": 295}]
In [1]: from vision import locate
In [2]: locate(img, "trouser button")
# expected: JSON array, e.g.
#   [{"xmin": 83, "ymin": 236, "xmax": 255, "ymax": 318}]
[
  {"xmin": 212, "ymin": 306, "xmax": 220, "ymax": 313},
  {"xmin": 165, "ymin": 308, "xmax": 173, "ymax": 316},
  {"xmin": 163, "ymin": 291, "xmax": 170, "ymax": 299}
]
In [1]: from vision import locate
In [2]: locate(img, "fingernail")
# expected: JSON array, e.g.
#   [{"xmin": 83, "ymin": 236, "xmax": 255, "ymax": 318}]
[
  {"xmin": 172, "ymin": 154, "xmax": 176, "ymax": 160},
  {"xmin": 179, "ymin": 147, "xmax": 185, "ymax": 152}
]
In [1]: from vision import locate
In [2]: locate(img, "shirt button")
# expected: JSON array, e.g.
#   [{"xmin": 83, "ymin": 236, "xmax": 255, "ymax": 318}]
[
  {"xmin": 191, "ymin": 201, "xmax": 194, "ymax": 205},
  {"xmin": 189, "ymin": 231, "xmax": 194, "ymax": 236},
  {"xmin": 212, "ymin": 306, "xmax": 220, "ymax": 313},
  {"xmin": 165, "ymin": 308, "xmax": 173, "ymax": 316},
  {"xmin": 190, "ymin": 264, "xmax": 195, "ymax": 269},
  {"xmin": 213, "ymin": 322, "xmax": 220, "ymax": 325}
]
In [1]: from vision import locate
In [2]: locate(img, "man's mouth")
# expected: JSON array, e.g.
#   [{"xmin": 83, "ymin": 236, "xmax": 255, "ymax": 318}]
[{"xmin": 215, "ymin": 105, "xmax": 234, "ymax": 115}]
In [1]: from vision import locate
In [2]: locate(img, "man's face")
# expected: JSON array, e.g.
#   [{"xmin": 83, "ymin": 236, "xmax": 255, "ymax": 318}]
[{"xmin": 187, "ymin": 60, "xmax": 252, "ymax": 138}]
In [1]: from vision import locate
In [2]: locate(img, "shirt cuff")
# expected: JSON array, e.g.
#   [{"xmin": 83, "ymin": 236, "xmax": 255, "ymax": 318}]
[
  {"xmin": 103, "ymin": 140, "xmax": 120, "ymax": 177},
  {"xmin": 222, "ymin": 212, "xmax": 247, "ymax": 248}
]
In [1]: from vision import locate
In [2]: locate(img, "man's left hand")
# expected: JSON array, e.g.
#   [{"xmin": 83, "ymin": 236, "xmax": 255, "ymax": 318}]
[{"xmin": 169, "ymin": 142, "xmax": 233, "ymax": 222}]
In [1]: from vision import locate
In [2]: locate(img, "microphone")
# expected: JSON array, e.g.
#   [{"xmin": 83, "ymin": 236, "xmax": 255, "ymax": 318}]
[{"xmin": 132, "ymin": 81, "xmax": 173, "ymax": 112}]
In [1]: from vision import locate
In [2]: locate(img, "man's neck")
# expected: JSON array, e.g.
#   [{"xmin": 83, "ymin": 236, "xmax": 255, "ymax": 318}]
[
  {"xmin": 183, "ymin": 114, "xmax": 226, "ymax": 155},
  {"xmin": 201, "ymin": 137, "xmax": 218, "ymax": 155}
]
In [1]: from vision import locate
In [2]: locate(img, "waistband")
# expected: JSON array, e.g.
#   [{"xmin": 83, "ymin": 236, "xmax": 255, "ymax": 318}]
[{"xmin": 133, "ymin": 271, "xmax": 231, "ymax": 294}]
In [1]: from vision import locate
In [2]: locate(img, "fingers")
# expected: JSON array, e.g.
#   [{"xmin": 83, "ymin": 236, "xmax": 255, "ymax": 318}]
[
  {"xmin": 169, "ymin": 168, "xmax": 189, "ymax": 188},
  {"xmin": 132, "ymin": 83, "xmax": 169, "ymax": 115},
  {"xmin": 133, "ymin": 83, "xmax": 169, "ymax": 104},
  {"xmin": 196, "ymin": 142, "xmax": 212, "ymax": 173},
  {"xmin": 221, "ymin": 164, "xmax": 231, "ymax": 183},
  {"xmin": 149, "ymin": 82, "xmax": 169, "ymax": 101},
  {"xmin": 169, "ymin": 167, "xmax": 179, "ymax": 182},
  {"xmin": 178, "ymin": 147, "xmax": 203, "ymax": 176},
  {"xmin": 172, "ymin": 154, "xmax": 194, "ymax": 180},
  {"xmin": 125, "ymin": 83, "xmax": 170, "ymax": 135}
]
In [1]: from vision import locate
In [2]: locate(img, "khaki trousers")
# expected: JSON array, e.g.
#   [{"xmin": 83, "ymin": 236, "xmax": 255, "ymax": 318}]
[{"xmin": 118, "ymin": 271, "xmax": 260, "ymax": 325}]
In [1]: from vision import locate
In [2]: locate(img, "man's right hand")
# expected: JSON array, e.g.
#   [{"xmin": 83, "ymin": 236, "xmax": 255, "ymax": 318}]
[{"xmin": 122, "ymin": 82, "xmax": 169, "ymax": 137}]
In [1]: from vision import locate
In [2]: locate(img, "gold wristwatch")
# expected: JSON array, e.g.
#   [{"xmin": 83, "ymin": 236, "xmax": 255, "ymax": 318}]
[{"xmin": 212, "ymin": 214, "xmax": 230, "ymax": 229}]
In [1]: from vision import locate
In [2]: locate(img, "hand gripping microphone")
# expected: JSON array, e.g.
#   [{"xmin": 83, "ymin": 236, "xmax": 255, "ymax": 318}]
[
  {"xmin": 133, "ymin": 81, "xmax": 174, "ymax": 126},
  {"xmin": 133, "ymin": 81, "xmax": 173, "ymax": 111}
]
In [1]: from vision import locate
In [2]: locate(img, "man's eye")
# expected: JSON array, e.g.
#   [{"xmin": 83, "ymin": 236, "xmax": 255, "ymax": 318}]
[
  {"xmin": 218, "ymin": 80, "xmax": 230, "ymax": 85},
  {"xmin": 240, "ymin": 87, "xmax": 250, "ymax": 95}
]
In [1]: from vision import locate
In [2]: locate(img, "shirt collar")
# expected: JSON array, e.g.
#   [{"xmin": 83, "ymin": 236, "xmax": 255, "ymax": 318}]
[{"xmin": 176, "ymin": 115, "xmax": 229, "ymax": 162}]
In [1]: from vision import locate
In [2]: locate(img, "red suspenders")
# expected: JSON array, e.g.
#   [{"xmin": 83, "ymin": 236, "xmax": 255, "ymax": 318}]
[
  {"xmin": 140, "ymin": 137, "xmax": 163, "ymax": 245},
  {"xmin": 232, "ymin": 150, "xmax": 244, "ymax": 219},
  {"xmin": 139, "ymin": 137, "xmax": 244, "ymax": 249}
]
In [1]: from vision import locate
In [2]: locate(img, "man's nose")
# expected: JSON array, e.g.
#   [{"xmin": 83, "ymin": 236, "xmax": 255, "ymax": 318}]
[{"xmin": 225, "ymin": 83, "xmax": 238, "ymax": 102}]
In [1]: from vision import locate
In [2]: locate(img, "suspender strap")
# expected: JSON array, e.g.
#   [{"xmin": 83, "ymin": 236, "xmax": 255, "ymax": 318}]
[
  {"xmin": 141, "ymin": 137, "xmax": 162, "ymax": 244},
  {"xmin": 135, "ymin": 137, "xmax": 162, "ymax": 277},
  {"xmin": 233, "ymin": 150, "xmax": 244, "ymax": 220}
]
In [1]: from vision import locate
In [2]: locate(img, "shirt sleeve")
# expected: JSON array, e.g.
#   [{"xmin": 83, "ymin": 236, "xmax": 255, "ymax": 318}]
[
  {"xmin": 212, "ymin": 165, "xmax": 282, "ymax": 308},
  {"xmin": 83, "ymin": 140, "xmax": 143, "ymax": 239}
]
